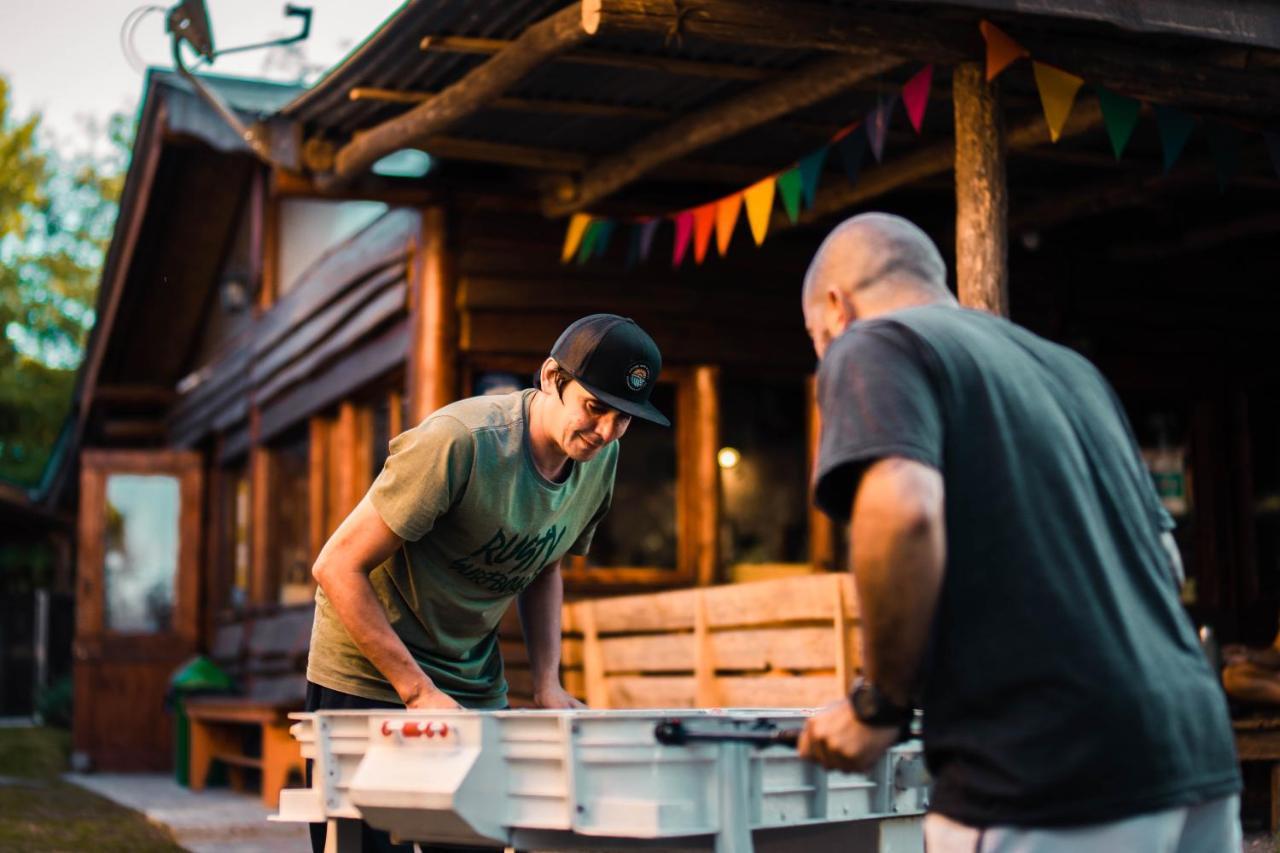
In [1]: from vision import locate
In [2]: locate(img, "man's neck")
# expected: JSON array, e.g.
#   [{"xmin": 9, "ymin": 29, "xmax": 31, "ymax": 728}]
[
  {"xmin": 527, "ymin": 392, "xmax": 570, "ymax": 481},
  {"xmin": 853, "ymin": 289, "xmax": 954, "ymax": 323}
]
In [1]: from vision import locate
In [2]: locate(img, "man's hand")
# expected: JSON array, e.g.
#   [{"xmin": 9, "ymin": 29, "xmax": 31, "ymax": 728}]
[
  {"xmin": 532, "ymin": 683, "xmax": 587, "ymax": 710},
  {"xmin": 403, "ymin": 683, "xmax": 463, "ymax": 710},
  {"xmin": 798, "ymin": 699, "xmax": 899, "ymax": 773}
]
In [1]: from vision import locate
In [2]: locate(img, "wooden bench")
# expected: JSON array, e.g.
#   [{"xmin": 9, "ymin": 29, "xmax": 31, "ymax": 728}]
[
  {"xmin": 1234, "ymin": 716, "xmax": 1280, "ymax": 834},
  {"xmin": 186, "ymin": 605, "xmax": 313, "ymax": 808},
  {"xmin": 560, "ymin": 573, "xmax": 861, "ymax": 708}
]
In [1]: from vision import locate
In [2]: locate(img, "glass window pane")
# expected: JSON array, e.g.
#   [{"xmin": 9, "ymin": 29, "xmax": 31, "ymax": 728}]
[
  {"xmin": 272, "ymin": 427, "xmax": 312, "ymax": 604},
  {"xmin": 589, "ymin": 384, "xmax": 678, "ymax": 569},
  {"xmin": 103, "ymin": 475, "xmax": 180, "ymax": 634},
  {"xmin": 720, "ymin": 375, "xmax": 810, "ymax": 567},
  {"xmin": 278, "ymin": 199, "xmax": 389, "ymax": 297}
]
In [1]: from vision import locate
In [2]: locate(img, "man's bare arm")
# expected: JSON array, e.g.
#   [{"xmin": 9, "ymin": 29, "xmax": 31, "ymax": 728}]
[
  {"xmin": 849, "ymin": 456, "xmax": 947, "ymax": 707},
  {"xmin": 517, "ymin": 559, "xmax": 585, "ymax": 708},
  {"xmin": 312, "ymin": 494, "xmax": 459, "ymax": 709}
]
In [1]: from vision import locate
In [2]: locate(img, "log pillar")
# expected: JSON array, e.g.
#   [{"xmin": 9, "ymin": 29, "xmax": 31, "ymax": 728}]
[
  {"xmin": 952, "ymin": 62, "xmax": 1009, "ymax": 316},
  {"xmin": 408, "ymin": 206, "xmax": 457, "ymax": 424}
]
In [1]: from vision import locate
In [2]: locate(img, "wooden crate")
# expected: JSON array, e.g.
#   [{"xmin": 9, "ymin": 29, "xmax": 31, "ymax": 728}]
[{"xmin": 559, "ymin": 574, "xmax": 860, "ymax": 709}]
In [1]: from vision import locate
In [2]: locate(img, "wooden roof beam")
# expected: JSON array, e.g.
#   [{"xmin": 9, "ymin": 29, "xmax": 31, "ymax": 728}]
[
  {"xmin": 322, "ymin": 4, "xmax": 593, "ymax": 188},
  {"xmin": 544, "ymin": 51, "xmax": 906, "ymax": 215}
]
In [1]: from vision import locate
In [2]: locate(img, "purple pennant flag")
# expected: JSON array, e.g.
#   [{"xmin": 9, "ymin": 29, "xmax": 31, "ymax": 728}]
[
  {"xmin": 638, "ymin": 217, "xmax": 661, "ymax": 262},
  {"xmin": 865, "ymin": 94, "xmax": 897, "ymax": 163},
  {"xmin": 1266, "ymin": 131, "xmax": 1280, "ymax": 180}
]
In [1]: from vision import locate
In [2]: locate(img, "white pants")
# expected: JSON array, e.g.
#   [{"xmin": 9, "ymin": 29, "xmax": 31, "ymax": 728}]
[{"xmin": 923, "ymin": 795, "xmax": 1241, "ymax": 853}]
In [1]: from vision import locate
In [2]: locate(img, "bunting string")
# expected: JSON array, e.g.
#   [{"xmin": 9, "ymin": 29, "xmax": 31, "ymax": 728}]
[{"xmin": 563, "ymin": 22, "xmax": 1278, "ymax": 267}]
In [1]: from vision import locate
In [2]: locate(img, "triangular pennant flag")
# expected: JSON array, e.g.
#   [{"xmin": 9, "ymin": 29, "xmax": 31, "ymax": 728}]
[
  {"xmin": 1266, "ymin": 131, "xmax": 1280, "ymax": 179},
  {"xmin": 1155, "ymin": 105, "xmax": 1195, "ymax": 173},
  {"xmin": 837, "ymin": 126, "xmax": 867, "ymax": 184},
  {"xmin": 561, "ymin": 213, "xmax": 591, "ymax": 263},
  {"xmin": 776, "ymin": 168, "xmax": 803, "ymax": 224},
  {"xmin": 1206, "ymin": 123, "xmax": 1242, "ymax": 192},
  {"xmin": 1096, "ymin": 86, "xmax": 1141, "ymax": 160},
  {"xmin": 672, "ymin": 211, "xmax": 694, "ymax": 267},
  {"xmin": 577, "ymin": 219, "xmax": 602, "ymax": 264},
  {"xmin": 638, "ymin": 217, "xmax": 660, "ymax": 262},
  {"xmin": 743, "ymin": 176, "xmax": 776, "ymax": 246},
  {"xmin": 625, "ymin": 223, "xmax": 643, "ymax": 268},
  {"xmin": 865, "ymin": 95, "xmax": 896, "ymax": 162},
  {"xmin": 592, "ymin": 219, "xmax": 616, "ymax": 258},
  {"xmin": 798, "ymin": 147, "xmax": 828, "ymax": 209},
  {"xmin": 1032, "ymin": 62, "xmax": 1083, "ymax": 143},
  {"xmin": 691, "ymin": 203, "xmax": 716, "ymax": 264},
  {"xmin": 830, "ymin": 121, "xmax": 858, "ymax": 144},
  {"xmin": 715, "ymin": 193, "xmax": 743, "ymax": 256},
  {"xmin": 901, "ymin": 65, "xmax": 934, "ymax": 134},
  {"xmin": 980, "ymin": 21, "xmax": 1029, "ymax": 82}
]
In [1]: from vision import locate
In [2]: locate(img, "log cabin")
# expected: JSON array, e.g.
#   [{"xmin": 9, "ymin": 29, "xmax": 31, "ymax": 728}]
[{"xmin": 10, "ymin": 1, "xmax": 1280, "ymax": 786}]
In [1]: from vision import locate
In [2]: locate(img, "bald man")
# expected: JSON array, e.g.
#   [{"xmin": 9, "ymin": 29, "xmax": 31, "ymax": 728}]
[{"xmin": 795, "ymin": 213, "xmax": 1240, "ymax": 851}]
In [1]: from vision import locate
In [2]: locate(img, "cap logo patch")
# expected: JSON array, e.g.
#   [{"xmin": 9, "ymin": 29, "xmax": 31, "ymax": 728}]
[{"xmin": 626, "ymin": 363, "xmax": 650, "ymax": 391}]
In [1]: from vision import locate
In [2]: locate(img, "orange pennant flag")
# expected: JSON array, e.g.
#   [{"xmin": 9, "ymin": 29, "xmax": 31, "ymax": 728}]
[
  {"xmin": 715, "ymin": 193, "xmax": 742, "ymax": 256},
  {"xmin": 1033, "ymin": 61, "xmax": 1084, "ymax": 142},
  {"xmin": 980, "ymin": 21, "xmax": 1029, "ymax": 82},
  {"xmin": 560, "ymin": 213, "xmax": 591, "ymax": 263},
  {"xmin": 743, "ymin": 177, "xmax": 775, "ymax": 246},
  {"xmin": 692, "ymin": 203, "xmax": 716, "ymax": 264}
]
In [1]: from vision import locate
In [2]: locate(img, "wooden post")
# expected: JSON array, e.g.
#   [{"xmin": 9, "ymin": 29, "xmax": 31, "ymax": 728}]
[
  {"xmin": 579, "ymin": 602, "xmax": 608, "ymax": 708},
  {"xmin": 333, "ymin": 403, "xmax": 359, "ymax": 518},
  {"xmin": 694, "ymin": 366, "xmax": 720, "ymax": 587},
  {"xmin": 408, "ymin": 207, "xmax": 457, "ymax": 424},
  {"xmin": 807, "ymin": 376, "xmax": 835, "ymax": 572},
  {"xmin": 952, "ymin": 62, "xmax": 1009, "ymax": 316},
  {"xmin": 834, "ymin": 576, "xmax": 852, "ymax": 691},
  {"xmin": 249, "ymin": 444, "xmax": 274, "ymax": 606},
  {"xmin": 308, "ymin": 417, "xmax": 328, "ymax": 560},
  {"xmin": 693, "ymin": 589, "xmax": 720, "ymax": 707}
]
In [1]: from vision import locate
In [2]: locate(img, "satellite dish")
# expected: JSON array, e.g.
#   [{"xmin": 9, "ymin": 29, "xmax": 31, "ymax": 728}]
[{"xmin": 166, "ymin": 0, "xmax": 215, "ymax": 61}]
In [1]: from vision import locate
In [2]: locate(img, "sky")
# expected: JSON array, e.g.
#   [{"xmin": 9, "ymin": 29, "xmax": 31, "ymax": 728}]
[{"xmin": 0, "ymin": 0, "xmax": 404, "ymax": 154}]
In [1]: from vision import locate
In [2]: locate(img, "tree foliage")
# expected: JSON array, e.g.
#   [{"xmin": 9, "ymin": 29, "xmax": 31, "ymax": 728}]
[{"xmin": 0, "ymin": 76, "xmax": 128, "ymax": 486}]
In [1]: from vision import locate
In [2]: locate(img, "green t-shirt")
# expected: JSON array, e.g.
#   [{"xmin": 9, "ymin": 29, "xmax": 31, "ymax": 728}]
[{"xmin": 307, "ymin": 389, "xmax": 616, "ymax": 708}]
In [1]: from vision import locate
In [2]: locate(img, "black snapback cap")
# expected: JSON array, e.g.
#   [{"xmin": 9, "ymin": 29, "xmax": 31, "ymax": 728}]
[{"xmin": 550, "ymin": 314, "xmax": 669, "ymax": 427}]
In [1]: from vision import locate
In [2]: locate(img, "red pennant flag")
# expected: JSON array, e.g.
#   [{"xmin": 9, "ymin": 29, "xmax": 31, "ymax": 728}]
[
  {"xmin": 672, "ymin": 211, "xmax": 694, "ymax": 267},
  {"xmin": 692, "ymin": 203, "xmax": 716, "ymax": 264},
  {"xmin": 980, "ymin": 21, "xmax": 1029, "ymax": 82},
  {"xmin": 901, "ymin": 65, "xmax": 934, "ymax": 134}
]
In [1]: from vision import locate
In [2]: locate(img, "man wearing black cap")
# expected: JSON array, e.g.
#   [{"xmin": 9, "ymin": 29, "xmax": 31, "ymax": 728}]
[{"xmin": 304, "ymin": 314, "xmax": 666, "ymax": 852}]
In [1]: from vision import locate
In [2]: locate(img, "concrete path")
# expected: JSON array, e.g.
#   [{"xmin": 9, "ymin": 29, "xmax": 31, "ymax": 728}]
[{"xmin": 65, "ymin": 772, "xmax": 310, "ymax": 853}]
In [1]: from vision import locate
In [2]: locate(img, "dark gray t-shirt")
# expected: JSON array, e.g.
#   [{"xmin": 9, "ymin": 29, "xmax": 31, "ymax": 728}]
[{"xmin": 814, "ymin": 304, "xmax": 1239, "ymax": 827}]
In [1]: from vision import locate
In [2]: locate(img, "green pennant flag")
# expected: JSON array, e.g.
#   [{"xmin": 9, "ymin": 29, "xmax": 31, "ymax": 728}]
[
  {"xmin": 798, "ymin": 147, "xmax": 828, "ymax": 210},
  {"xmin": 776, "ymin": 167, "xmax": 803, "ymax": 224},
  {"xmin": 1206, "ymin": 123, "xmax": 1241, "ymax": 192},
  {"xmin": 577, "ymin": 219, "xmax": 602, "ymax": 264},
  {"xmin": 1096, "ymin": 87, "xmax": 1140, "ymax": 160},
  {"xmin": 592, "ymin": 219, "xmax": 617, "ymax": 258},
  {"xmin": 1155, "ymin": 105, "xmax": 1195, "ymax": 173}
]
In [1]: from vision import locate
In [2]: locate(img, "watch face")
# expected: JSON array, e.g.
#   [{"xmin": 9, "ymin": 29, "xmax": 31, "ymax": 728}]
[{"xmin": 852, "ymin": 682, "xmax": 881, "ymax": 720}]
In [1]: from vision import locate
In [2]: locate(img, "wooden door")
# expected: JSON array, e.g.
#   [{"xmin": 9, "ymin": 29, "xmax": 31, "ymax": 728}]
[{"xmin": 74, "ymin": 450, "xmax": 203, "ymax": 771}]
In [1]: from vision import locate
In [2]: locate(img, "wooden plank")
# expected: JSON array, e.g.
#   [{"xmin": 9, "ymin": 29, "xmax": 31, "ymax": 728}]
[
  {"xmin": 806, "ymin": 376, "xmax": 836, "ymax": 571},
  {"xmin": 258, "ymin": 323, "xmax": 409, "ymax": 445},
  {"xmin": 580, "ymin": 602, "xmax": 608, "ymax": 708},
  {"xmin": 309, "ymin": 417, "xmax": 329, "ymax": 557},
  {"xmin": 408, "ymin": 206, "xmax": 458, "ymax": 423},
  {"xmin": 459, "ymin": 276, "xmax": 798, "ymax": 320},
  {"xmin": 249, "ymin": 438, "xmax": 274, "ymax": 606},
  {"xmin": 256, "ymin": 281, "xmax": 408, "ymax": 406},
  {"xmin": 952, "ymin": 62, "xmax": 1008, "ymax": 316},
  {"xmin": 544, "ymin": 51, "xmax": 904, "ymax": 215},
  {"xmin": 693, "ymin": 591, "xmax": 718, "ymax": 706},
  {"xmin": 350, "ymin": 86, "xmax": 670, "ymax": 121},
  {"xmin": 599, "ymin": 626, "xmax": 843, "ymax": 675},
  {"xmin": 254, "ymin": 209, "xmax": 417, "ymax": 354},
  {"xmin": 329, "ymin": 5, "xmax": 593, "ymax": 184},
  {"xmin": 252, "ymin": 263, "xmax": 404, "ymax": 387},
  {"xmin": 717, "ymin": 675, "xmax": 841, "ymax": 709},
  {"xmin": 575, "ymin": 574, "xmax": 857, "ymax": 633},
  {"xmin": 606, "ymin": 676, "xmax": 695, "ymax": 709}
]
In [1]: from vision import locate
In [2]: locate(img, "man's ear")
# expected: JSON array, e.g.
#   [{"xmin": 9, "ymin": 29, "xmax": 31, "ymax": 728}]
[
  {"xmin": 537, "ymin": 358, "xmax": 557, "ymax": 393},
  {"xmin": 825, "ymin": 287, "xmax": 852, "ymax": 330}
]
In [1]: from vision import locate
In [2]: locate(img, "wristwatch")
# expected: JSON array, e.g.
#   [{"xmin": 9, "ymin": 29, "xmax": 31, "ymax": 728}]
[{"xmin": 848, "ymin": 677, "xmax": 912, "ymax": 728}]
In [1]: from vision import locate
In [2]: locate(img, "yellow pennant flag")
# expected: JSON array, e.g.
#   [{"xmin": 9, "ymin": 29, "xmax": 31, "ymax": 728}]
[
  {"xmin": 743, "ymin": 177, "xmax": 776, "ymax": 246},
  {"xmin": 1033, "ymin": 61, "xmax": 1084, "ymax": 143},
  {"xmin": 560, "ymin": 213, "xmax": 591, "ymax": 263},
  {"xmin": 715, "ymin": 193, "xmax": 743, "ymax": 256}
]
